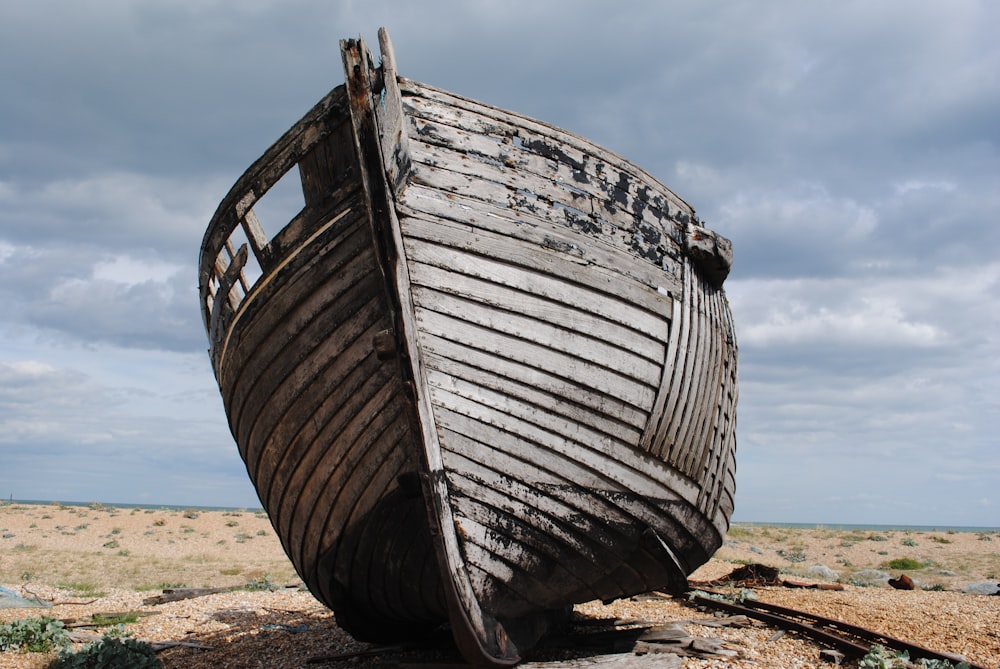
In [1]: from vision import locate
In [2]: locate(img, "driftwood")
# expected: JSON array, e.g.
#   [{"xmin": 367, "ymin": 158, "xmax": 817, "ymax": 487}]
[
  {"xmin": 782, "ymin": 579, "xmax": 845, "ymax": 591},
  {"xmin": 142, "ymin": 586, "xmax": 242, "ymax": 605}
]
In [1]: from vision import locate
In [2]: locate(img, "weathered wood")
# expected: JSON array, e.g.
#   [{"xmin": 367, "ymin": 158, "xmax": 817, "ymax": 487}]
[
  {"xmin": 198, "ymin": 27, "xmax": 737, "ymax": 669},
  {"xmin": 142, "ymin": 587, "xmax": 241, "ymax": 605}
]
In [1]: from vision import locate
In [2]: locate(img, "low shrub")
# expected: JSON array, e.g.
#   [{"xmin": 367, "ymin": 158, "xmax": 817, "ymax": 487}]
[
  {"xmin": 859, "ymin": 644, "xmax": 969, "ymax": 668},
  {"xmin": 882, "ymin": 558, "xmax": 924, "ymax": 570},
  {"xmin": 50, "ymin": 636, "xmax": 161, "ymax": 668},
  {"xmin": 0, "ymin": 616, "xmax": 69, "ymax": 652},
  {"xmin": 777, "ymin": 548, "xmax": 806, "ymax": 563}
]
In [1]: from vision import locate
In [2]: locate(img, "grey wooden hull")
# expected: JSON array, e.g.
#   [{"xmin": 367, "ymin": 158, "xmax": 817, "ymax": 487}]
[{"xmin": 199, "ymin": 29, "xmax": 737, "ymax": 666}]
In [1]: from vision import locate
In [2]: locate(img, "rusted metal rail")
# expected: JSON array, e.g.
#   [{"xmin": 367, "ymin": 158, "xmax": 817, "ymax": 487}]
[{"xmin": 690, "ymin": 595, "xmax": 984, "ymax": 668}]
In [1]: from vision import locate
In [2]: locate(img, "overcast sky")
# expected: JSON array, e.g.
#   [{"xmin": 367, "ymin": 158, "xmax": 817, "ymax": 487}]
[{"xmin": 1, "ymin": 1, "xmax": 996, "ymax": 527}]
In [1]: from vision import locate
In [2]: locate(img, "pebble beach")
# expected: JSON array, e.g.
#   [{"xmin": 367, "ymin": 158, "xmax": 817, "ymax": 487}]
[{"xmin": 1, "ymin": 502, "xmax": 998, "ymax": 668}]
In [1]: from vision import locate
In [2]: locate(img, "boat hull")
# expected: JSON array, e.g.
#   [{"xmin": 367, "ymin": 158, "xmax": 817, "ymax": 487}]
[{"xmin": 200, "ymin": 29, "xmax": 737, "ymax": 665}]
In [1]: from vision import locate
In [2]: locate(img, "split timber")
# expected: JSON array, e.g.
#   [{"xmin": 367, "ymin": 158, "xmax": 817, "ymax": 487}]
[{"xmin": 198, "ymin": 28, "xmax": 738, "ymax": 667}]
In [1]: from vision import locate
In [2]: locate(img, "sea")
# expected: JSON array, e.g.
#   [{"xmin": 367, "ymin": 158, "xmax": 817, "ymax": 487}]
[
  {"xmin": 5, "ymin": 499, "xmax": 996, "ymax": 534},
  {"xmin": 4, "ymin": 499, "xmax": 263, "ymax": 514},
  {"xmin": 730, "ymin": 521, "xmax": 1000, "ymax": 534}
]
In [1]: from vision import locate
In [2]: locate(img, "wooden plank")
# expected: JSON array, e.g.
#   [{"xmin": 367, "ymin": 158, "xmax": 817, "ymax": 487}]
[
  {"xmin": 399, "ymin": 182, "xmax": 682, "ymax": 300},
  {"xmin": 217, "ymin": 203, "xmax": 369, "ymax": 395},
  {"xmin": 297, "ymin": 118, "xmax": 358, "ymax": 208},
  {"xmin": 374, "ymin": 27, "xmax": 411, "ymax": 192},
  {"xmin": 408, "ymin": 262, "xmax": 665, "ymax": 362},
  {"xmin": 344, "ymin": 34, "xmax": 511, "ymax": 665},
  {"xmin": 228, "ymin": 260, "xmax": 384, "ymax": 458},
  {"xmin": 425, "ymin": 354, "xmax": 644, "ymax": 441},
  {"xmin": 436, "ymin": 410, "xmax": 641, "ymax": 539},
  {"xmin": 653, "ymin": 264, "xmax": 695, "ymax": 465},
  {"xmin": 432, "ymin": 388, "xmax": 673, "ymax": 505},
  {"xmin": 426, "ymin": 366, "xmax": 643, "ymax": 456},
  {"xmin": 406, "ymin": 133, "xmax": 682, "ymax": 268},
  {"xmin": 399, "ymin": 81, "xmax": 695, "ymax": 224},
  {"xmin": 641, "ymin": 297, "xmax": 682, "ymax": 453},
  {"xmin": 290, "ymin": 394, "xmax": 409, "ymax": 579},
  {"xmin": 420, "ymin": 337, "xmax": 647, "ymax": 430},
  {"xmin": 199, "ymin": 87, "xmax": 350, "ymax": 309},
  {"xmin": 273, "ymin": 369, "xmax": 401, "ymax": 571},
  {"xmin": 401, "ymin": 208, "xmax": 674, "ymax": 322},
  {"xmin": 257, "ymin": 331, "xmax": 390, "ymax": 513},
  {"xmin": 442, "ymin": 480, "xmax": 629, "ymax": 598},
  {"xmin": 413, "ymin": 286, "xmax": 660, "ymax": 385},
  {"xmin": 416, "ymin": 307, "xmax": 655, "ymax": 409},
  {"xmin": 433, "ymin": 402, "xmax": 715, "ymax": 570},
  {"xmin": 404, "ymin": 158, "xmax": 674, "ymax": 275},
  {"xmin": 443, "ymin": 477, "xmax": 615, "ymax": 595},
  {"xmin": 674, "ymin": 275, "xmax": 711, "ymax": 477}
]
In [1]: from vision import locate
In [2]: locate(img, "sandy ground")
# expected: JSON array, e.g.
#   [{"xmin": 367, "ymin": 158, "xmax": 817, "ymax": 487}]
[{"xmin": 1, "ymin": 503, "xmax": 998, "ymax": 668}]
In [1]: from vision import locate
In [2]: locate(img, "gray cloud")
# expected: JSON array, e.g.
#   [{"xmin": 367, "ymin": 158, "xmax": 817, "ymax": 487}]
[{"xmin": 0, "ymin": 0, "xmax": 996, "ymax": 522}]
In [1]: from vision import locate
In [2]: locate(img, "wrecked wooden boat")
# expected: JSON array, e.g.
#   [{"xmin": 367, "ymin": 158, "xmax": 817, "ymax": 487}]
[{"xmin": 199, "ymin": 28, "xmax": 737, "ymax": 666}]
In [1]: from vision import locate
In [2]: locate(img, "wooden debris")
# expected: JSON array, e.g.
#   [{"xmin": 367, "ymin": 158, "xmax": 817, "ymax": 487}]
[
  {"xmin": 692, "ymin": 563, "xmax": 781, "ymax": 587},
  {"xmin": 692, "ymin": 563, "xmax": 845, "ymax": 590},
  {"xmin": 782, "ymin": 580, "xmax": 845, "ymax": 591},
  {"xmin": 142, "ymin": 586, "xmax": 242, "ymax": 605},
  {"xmin": 149, "ymin": 640, "xmax": 215, "ymax": 651}
]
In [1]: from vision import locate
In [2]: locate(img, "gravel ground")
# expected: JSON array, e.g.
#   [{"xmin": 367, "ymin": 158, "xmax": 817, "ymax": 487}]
[{"xmin": 2, "ymin": 505, "xmax": 998, "ymax": 668}]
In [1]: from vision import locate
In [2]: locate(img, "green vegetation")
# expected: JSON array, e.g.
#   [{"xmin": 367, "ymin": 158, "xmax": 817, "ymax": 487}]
[
  {"xmin": 930, "ymin": 536, "xmax": 952, "ymax": 544},
  {"xmin": 90, "ymin": 613, "xmax": 140, "ymax": 627},
  {"xmin": 688, "ymin": 586, "xmax": 756, "ymax": 604},
  {"xmin": 777, "ymin": 548, "xmax": 806, "ymax": 563},
  {"xmin": 0, "ymin": 616, "xmax": 69, "ymax": 652},
  {"xmin": 901, "ymin": 537, "xmax": 918, "ymax": 547},
  {"xmin": 244, "ymin": 575, "xmax": 276, "ymax": 591},
  {"xmin": 51, "ymin": 636, "xmax": 161, "ymax": 668},
  {"xmin": 859, "ymin": 644, "xmax": 969, "ymax": 668},
  {"xmin": 881, "ymin": 558, "xmax": 924, "ymax": 570},
  {"xmin": 57, "ymin": 581, "xmax": 104, "ymax": 597}
]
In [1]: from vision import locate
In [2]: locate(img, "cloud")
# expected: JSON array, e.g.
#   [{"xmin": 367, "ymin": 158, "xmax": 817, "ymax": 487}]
[{"xmin": 0, "ymin": 0, "xmax": 996, "ymax": 520}]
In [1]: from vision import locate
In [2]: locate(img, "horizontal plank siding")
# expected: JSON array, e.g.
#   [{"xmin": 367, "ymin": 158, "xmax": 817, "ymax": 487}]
[
  {"xmin": 200, "ymin": 33, "xmax": 738, "ymax": 659},
  {"xmin": 391, "ymin": 79, "xmax": 735, "ymax": 618}
]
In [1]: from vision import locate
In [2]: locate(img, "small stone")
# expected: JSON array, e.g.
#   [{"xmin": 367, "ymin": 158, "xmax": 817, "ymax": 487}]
[
  {"xmin": 820, "ymin": 649, "xmax": 845, "ymax": 665},
  {"xmin": 888, "ymin": 574, "xmax": 915, "ymax": 590}
]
